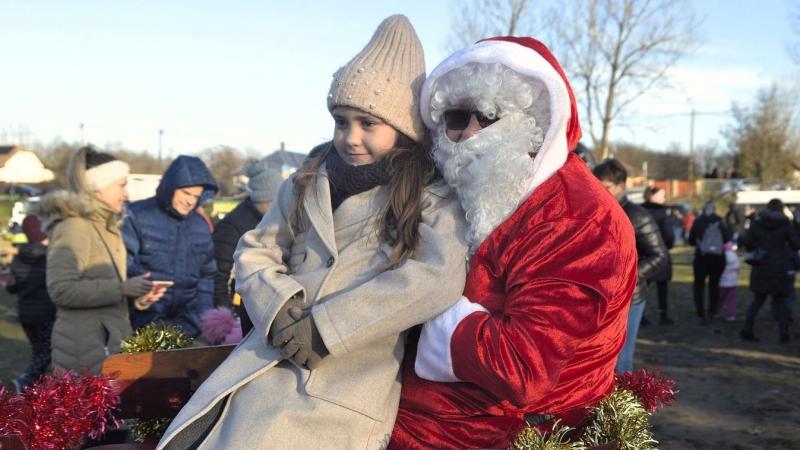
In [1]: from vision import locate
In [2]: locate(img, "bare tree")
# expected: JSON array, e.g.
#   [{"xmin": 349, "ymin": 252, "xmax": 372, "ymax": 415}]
[
  {"xmin": 611, "ymin": 141, "xmax": 690, "ymax": 179},
  {"xmin": 445, "ymin": 0, "xmax": 701, "ymax": 159},
  {"xmin": 445, "ymin": 0, "xmax": 533, "ymax": 52},
  {"xmin": 547, "ymin": 0, "xmax": 701, "ymax": 159},
  {"xmin": 725, "ymin": 85, "xmax": 799, "ymax": 188},
  {"xmin": 203, "ymin": 145, "xmax": 247, "ymax": 196},
  {"xmin": 35, "ymin": 141, "xmax": 170, "ymax": 188},
  {"xmin": 694, "ymin": 141, "xmax": 721, "ymax": 178}
]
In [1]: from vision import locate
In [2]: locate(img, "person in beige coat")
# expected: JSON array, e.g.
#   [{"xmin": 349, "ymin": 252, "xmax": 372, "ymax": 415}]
[
  {"xmin": 41, "ymin": 146, "xmax": 162, "ymax": 374},
  {"xmin": 158, "ymin": 15, "xmax": 469, "ymax": 449}
]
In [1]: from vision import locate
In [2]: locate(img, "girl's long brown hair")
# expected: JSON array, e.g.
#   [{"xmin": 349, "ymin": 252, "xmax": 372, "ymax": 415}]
[{"xmin": 288, "ymin": 134, "xmax": 436, "ymax": 269}]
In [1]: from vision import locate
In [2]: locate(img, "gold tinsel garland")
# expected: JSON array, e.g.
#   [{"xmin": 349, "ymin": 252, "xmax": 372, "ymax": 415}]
[
  {"xmin": 120, "ymin": 322, "xmax": 193, "ymax": 354},
  {"xmin": 510, "ymin": 420, "xmax": 587, "ymax": 450},
  {"xmin": 582, "ymin": 389, "xmax": 657, "ymax": 450},
  {"xmin": 120, "ymin": 323, "xmax": 194, "ymax": 442},
  {"xmin": 510, "ymin": 389, "xmax": 657, "ymax": 450}
]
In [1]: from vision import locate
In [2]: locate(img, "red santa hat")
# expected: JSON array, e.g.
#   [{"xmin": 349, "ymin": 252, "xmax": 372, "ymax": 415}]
[{"xmin": 420, "ymin": 36, "xmax": 582, "ymax": 199}]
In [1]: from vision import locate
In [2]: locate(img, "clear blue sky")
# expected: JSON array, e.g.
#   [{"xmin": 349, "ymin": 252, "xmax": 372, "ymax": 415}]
[{"xmin": 1, "ymin": 0, "xmax": 797, "ymax": 157}]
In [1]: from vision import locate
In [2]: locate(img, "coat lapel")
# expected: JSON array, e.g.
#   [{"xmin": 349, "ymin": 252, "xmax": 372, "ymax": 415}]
[{"xmin": 303, "ymin": 168, "xmax": 338, "ymax": 257}]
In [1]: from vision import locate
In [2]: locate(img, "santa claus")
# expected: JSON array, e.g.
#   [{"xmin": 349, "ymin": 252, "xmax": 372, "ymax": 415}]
[{"xmin": 389, "ymin": 37, "xmax": 638, "ymax": 449}]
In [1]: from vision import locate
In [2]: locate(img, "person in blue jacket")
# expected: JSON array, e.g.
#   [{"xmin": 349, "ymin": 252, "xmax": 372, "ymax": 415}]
[{"xmin": 122, "ymin": 155, "xmax": 218, "ymax": 338}]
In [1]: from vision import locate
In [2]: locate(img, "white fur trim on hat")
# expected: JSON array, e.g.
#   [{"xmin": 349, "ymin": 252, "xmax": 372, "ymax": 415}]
[
  {"xmin": 414, "ymin": 296, "xmax": 489, "ymax": 382},
  {"xmin": 421, "ymin": 40, "xmax": 571, "ymax": 203},
  {"xmin": 85, "ymin": 160, "xmax": 130, "ymax": 191}
]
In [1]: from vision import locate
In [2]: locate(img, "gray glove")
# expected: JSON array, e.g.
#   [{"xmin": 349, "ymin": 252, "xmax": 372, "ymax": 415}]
[
  {"xmin": 274, "ymin": 307, "xmax": 329, "ymax": 370},
  {"xmin": 269, "ymin": 295, "xmax": 304, "ymax": 346}
]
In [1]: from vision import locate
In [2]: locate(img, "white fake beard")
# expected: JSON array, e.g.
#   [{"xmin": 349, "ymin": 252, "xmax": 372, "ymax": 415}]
[{"xmin": 434, "ymin": 112, "xmax": 542, "ymax": 252}]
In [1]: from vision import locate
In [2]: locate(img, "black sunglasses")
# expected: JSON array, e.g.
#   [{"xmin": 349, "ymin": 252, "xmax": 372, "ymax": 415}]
[{"xmin": 443, "ymin": 109, "xmax": 499, "ymax": 131}]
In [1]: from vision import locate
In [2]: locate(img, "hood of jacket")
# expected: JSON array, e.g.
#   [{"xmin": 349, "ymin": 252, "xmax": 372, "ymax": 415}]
[
  {"xmin": 155, "ymin": 155, "xmax": 218, "ymax": 214},
  {"xmin": 37, "ymin": 190, "xmax": 118, "ymax": 232},
  {"xmin": 757, "ymin": 209, "xmax": 790, "ymax": 230}
]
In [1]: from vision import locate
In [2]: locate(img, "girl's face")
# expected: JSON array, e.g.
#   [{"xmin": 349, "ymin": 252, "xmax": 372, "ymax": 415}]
[
  {"xmin": 96, "ymin": 176, "xmax": 129, "ymax": 214},
  {"xmin": 332, "ymin": 106, "xmax": 398, "ymax": 166}
]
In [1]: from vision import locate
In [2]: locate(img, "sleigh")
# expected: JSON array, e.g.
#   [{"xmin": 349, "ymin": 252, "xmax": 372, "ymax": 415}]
[
  {"xmin": 90, "ymin": 344, "xmax": 236, "ymax": 449},
  {"xmin": 1, "ymin": 344, "xmax": 621, "ymax": 449}
]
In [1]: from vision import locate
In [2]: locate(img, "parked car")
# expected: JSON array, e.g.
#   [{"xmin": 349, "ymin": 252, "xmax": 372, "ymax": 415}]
[{"xmin": 5, "ymin": 185, "xmax": 42, "ymax": 196}]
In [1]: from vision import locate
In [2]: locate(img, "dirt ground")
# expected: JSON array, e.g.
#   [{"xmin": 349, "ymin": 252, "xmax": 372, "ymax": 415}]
[
  {"xmin": 640, "ymin": 247, "xmax": 800, "ymax": 450},
  {"xmin": 1, "ymin": 245, "xmax": 799, "ymax": 449}
]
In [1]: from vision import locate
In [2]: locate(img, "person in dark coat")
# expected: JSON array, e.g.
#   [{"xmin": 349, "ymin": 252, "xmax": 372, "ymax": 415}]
[
  {"xmin": 688, "ymin": 201, "xmax": 732, "ymax": 323},
  {"xmin": 123, "ymin": 155, "xmax": 218, "ymax": 338},
  {"xmin": 642, "ymin": 186, "xmax": 676, "ymax": 325},
  {"xmin": 213, "ymin": 161, "xmax": 282, "ymax": 335},
  {"xmin": 725, "ymin": 202, "xmax": 743, "ymax": 242},
  {"xmin": 739, "ymin": 198, "xmax": 800, "ymax": 343},
  {"xmin": 6, "ymin": 215, "xmax": 55, "ymax": 392},
  {"xmin": 594, "ymin": 160, "xmax": 669, "ymax": 373}
]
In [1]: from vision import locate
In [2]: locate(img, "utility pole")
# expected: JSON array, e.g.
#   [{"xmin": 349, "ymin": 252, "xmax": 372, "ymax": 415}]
[
  {"xmin": 158, "ymin": 129, "xmax": 164, "ymax": 166},
  {"xmin": 643, "ymin": 160, "xmax": 648, "ymax": 187},
  {"xmin": 688, "ymin": 108, "xmax": 696, "ymax": 181},
  {"xmin": 80, "ymin": 123, "xmax": 85, "ymax": 145}
]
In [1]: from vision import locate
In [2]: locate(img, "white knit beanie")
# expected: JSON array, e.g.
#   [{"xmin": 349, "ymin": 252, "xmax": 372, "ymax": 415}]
[
  {"xmin": 85, "ymin": 160, "xmax": 130, "ymax": 191},
  {"xmin": 327, "ymin": 15, "xmax": 426, "ymax": 142}
]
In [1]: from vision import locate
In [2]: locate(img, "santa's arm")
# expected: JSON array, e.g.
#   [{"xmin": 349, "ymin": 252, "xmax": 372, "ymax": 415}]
[{"xmin": 415, "ymin": 218, "xmax": 629, "ymax": 407}]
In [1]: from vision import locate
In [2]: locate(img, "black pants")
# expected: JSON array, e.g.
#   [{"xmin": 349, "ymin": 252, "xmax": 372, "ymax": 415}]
[
  {"xmin": 746, "ymin": 292, "xmax": 790, "ymax": 334},
  {"xmin": 693, "ymin": 254, "xmax": 726, "ymax": 318},
  {"xmin": 656, "ymin": 281, "xmax": 669, "ymax": 315},
  {"xmin": 21, "ymin": 321, "xmax": 53, "ymax": 377}
]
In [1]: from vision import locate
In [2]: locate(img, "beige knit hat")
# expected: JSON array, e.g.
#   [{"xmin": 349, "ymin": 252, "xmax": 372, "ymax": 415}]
[{"xmin": 327, "ymin": 15, "xmax": 426, "ymax": 142}]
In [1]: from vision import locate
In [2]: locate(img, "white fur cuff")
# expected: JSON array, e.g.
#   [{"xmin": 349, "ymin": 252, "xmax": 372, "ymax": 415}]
[
  {"xmin": 86, "ymin": 160, "xmax": 130, "ymax": 190},
  {"xmin": 415, "ymin": 296, "xmax": 489, "ymax": 382}
]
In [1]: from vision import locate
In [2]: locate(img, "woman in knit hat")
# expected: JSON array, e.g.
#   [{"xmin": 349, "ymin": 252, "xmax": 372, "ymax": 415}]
[
  {"xmin": 158, "ymin": 15, "xmax": 468, "ymax": 449},
  {"xmin": 38, "ymin": 146, "xmax": 162, "ymax": 373}
]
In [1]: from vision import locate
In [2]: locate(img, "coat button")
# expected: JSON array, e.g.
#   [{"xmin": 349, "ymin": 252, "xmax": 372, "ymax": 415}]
[{"xmin": 326, "ymin": 256, "xmax": 335, "ymax": 268}]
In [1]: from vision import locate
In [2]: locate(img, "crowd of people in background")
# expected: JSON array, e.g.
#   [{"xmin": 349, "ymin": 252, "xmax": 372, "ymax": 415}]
[
  {"xmin": 4, "ymin": 140, "xmax": 800, "ymax": 393},
  {"xmin": 4, "ymin": 146, "xmax": 800, "ymax": 393},
  {"xmin": 588, "ymin": 159, "xmax": 800, "ymax": 375},
  {"xmin": 3, "ymin": 144, "xmax": 284, "ymax": 392}
]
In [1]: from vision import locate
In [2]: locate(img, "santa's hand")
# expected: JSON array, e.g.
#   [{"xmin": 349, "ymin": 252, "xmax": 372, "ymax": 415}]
[{"xmin": 415, "ymin": 296, "xmax": 489, "ymax": 382}]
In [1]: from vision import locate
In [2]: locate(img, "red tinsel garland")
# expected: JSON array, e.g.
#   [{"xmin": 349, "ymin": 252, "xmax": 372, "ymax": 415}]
[
  {"xmin": 615, "ymin": 368, "xmax": 678, "ymax": 413},
  {"xmin": 0, "ymin": 370, "xmax": 121, "ymax": 450}
]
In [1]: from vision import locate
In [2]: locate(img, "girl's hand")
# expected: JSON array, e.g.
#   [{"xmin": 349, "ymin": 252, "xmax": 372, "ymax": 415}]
[{"xmin": 269, "ymin": 295, "xmax": 304, "ymax": 346}]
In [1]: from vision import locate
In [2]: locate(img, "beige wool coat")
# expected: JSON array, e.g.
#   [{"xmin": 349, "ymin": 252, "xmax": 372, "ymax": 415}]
[
  {"xmin": 158, "ymin": 168, "xmax": 468, "ymax": 449},
  {"xmin": 40, "ymin": 191, "xmax": 131, "ymax": 374}
]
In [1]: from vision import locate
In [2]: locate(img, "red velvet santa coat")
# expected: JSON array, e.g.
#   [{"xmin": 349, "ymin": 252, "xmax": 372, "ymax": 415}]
[{"xmin": 390, "ymin": 154, "xmax": 637, "ymax": 449}]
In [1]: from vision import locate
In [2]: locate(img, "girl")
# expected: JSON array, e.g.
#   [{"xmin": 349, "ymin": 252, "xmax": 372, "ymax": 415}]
[
  {"xmin": 40, "ymin": 146, "xmax": 161, "ymax": 373},
  {"xmin": 158, "ymin": 15, "xmax": 468, "ymax": 449},
  {"xmin": 720, "ymin": 241, "xmax": 740, "ymax": 321}
]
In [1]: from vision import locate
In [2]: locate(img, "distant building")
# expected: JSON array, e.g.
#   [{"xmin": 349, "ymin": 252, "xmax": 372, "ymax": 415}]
[
  {"xmin": 263, "ymin": 142, "xmax": 307, "ymax": 178},
  {"xmin": 0, "ymin": 145, "xmax": 55, "ymax": 184}
]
